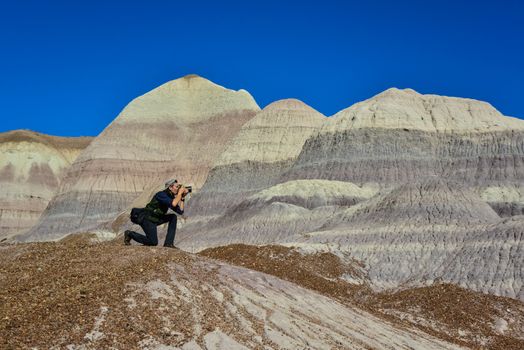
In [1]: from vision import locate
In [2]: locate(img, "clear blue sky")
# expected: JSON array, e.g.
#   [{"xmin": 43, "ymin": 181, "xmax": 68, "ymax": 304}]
[{"xmin": 1, "ymin": 0, "xmax": 523, "ymax": 136}]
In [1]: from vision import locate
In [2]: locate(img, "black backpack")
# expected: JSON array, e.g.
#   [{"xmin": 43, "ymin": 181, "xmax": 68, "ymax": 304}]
[{"xmin": 130, "ymin": 208, "xmax": 148, "ymax": 225}]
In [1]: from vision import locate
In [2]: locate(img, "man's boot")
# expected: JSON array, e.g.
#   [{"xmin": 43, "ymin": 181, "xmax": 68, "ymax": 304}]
[{"xmin": 124, "ymin": 230, "xmax": 132, "ymax": 246}]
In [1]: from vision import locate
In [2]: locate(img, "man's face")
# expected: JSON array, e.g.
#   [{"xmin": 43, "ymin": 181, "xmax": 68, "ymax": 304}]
[{"xmin": 169, "ymin": 184, "xmax": 180, "ymax": 194}]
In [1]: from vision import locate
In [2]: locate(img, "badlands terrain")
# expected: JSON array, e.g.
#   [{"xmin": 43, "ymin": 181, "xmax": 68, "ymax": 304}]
[
  {"xmin": 1, "ymin": 75, "xmax": 523, "ymax": 349},
  {"xmin": 0, "ymin": 130, "xmax": 91, "ymax": 240}
]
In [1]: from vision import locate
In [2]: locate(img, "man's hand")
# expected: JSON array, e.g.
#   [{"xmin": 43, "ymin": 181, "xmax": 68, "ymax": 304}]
[
  {"xmin": 175, "ymin": 185, "xmax": 188, "ymax": 199},
  {"xmin": 170, "ymin": 185, "xmax": 183, "ymax": 208}
]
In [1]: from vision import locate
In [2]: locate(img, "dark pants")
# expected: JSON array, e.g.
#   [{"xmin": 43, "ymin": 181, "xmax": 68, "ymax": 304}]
[{"xmin": 128, "ymin": 214, "xmax": 178, "ymax": 246}]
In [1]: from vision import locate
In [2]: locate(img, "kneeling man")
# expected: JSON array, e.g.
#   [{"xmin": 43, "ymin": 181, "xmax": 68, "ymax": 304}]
[{"xmin": 125, "ymin": 179, "xmax": 188, "ymax": 248}]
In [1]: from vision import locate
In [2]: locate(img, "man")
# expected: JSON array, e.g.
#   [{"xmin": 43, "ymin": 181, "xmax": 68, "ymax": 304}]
[{"xmin": 124, "ymin": 179, "xmax": 188, "ymax": 248}]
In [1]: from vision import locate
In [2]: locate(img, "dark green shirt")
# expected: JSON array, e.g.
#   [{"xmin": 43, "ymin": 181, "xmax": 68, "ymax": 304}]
[{"xmin": 144, "ymin": 189, "xmax": 184, "ymax": 223}]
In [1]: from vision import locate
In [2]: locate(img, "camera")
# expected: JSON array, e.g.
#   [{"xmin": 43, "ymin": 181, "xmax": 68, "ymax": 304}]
[{"xmin": 178, "ymin": 184, "xmax": 192, "ymax": 194}]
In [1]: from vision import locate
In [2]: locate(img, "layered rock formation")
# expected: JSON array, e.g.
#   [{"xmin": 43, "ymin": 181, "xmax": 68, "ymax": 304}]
[
  {"xmin": 179, "ymin": 178, "xmax": 524, "ymax": 301},
  {"xmin": 442, "ymin": 215, "xmax": 524, "ymax": 300},
  {"xmin": 177, "ymin": 89, "xmax": 524, "ymax": 301},
  {"xmin": 301, "ymin": 183, "xmax": 523, "ymax": 300},
  {"xmin": 187, "ymin": 99, "xmax": 326, "ymax": 218},
  {"xmin": 285, "ymin": 88, "xmax": 524, "ymax": 215},
  {"xmin": 19, "ymin": 75, "xmax": 259, "ymax": 241},
  {"xmin": 0, "ymin": 130, "xmax": 91, "ymax": 239},
  {"xmin": 177, "ymin": 179, "xmax": 378, "ymax": 249},
  {"xmin": 296, "ymin": 180, "xmax": 504, "ymax": 287}
]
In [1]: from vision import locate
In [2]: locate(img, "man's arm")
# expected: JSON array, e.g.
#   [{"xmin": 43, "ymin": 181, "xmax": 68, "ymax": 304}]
[
  {"xmin": 171, "ymin": 189, "xmax": 184, "ymax": 208},
  {"xmin": 174, "ymin": 199, "xmax": 184, "ymax": 215},
  {"xmin": 171, "ymin": 187, "xmax": 188, "ymax": 214}
]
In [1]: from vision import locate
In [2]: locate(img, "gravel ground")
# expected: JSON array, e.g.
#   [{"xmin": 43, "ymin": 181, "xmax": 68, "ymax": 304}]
[
  {"xmin": 0, "ymin": 237, "xmax": 196, "ymax": 349},
  {"xmin": 1, "ymin": 238, "xmax": 522, "ymax": 349}
]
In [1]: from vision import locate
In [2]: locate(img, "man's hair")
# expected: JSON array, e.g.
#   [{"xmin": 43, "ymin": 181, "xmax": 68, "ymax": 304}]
[{"xmin": 165, "ymin": 178, "xmax": 178, "ymax": 188}]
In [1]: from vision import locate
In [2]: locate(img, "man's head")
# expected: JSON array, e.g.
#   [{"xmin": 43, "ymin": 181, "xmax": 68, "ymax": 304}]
[{"xmin": 165, "ymin": 178, "xmax": 179, "ymax": 192}]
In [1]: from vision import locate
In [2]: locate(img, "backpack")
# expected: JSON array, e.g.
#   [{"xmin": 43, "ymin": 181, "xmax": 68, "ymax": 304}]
[{"xmin": 130, "ymin": 207, "xmax": 148, "ymax": 225}]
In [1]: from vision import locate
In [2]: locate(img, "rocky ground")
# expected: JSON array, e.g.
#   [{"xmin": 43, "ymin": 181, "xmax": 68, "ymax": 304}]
[
  {"xmin": 1, "ymin": 237, "xmax": 522, "ymax": 349},
  {"xmin": 200, "ymin": 244, "xmax": 524, "ymax": 349},
  {"xmin": 1, "ymin": 236, "xmax": 191, "ymax": 349}
]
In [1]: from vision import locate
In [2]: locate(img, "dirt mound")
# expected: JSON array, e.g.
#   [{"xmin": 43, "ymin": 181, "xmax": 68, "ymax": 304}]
[{"xmin": 0, "ymin": 240, "xmax": 195, "ymax": 349}]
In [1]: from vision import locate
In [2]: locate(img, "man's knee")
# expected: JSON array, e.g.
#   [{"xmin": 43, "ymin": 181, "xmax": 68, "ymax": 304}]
[{"xmin": 146, "ymin": 238, "xmax": 158, "ymax": 246}]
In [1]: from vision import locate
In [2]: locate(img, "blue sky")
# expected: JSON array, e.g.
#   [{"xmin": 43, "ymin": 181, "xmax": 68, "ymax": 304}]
[{"xmin": 1, "ymin": 0, "xmax": 523, "ymax": 136}]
